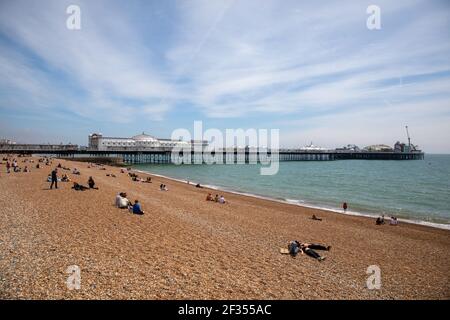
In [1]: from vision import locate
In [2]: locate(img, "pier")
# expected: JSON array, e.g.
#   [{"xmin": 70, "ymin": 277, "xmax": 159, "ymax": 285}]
[{"xmin": 0, "ymin": 144, "xmax": 425, "ymax": 164}]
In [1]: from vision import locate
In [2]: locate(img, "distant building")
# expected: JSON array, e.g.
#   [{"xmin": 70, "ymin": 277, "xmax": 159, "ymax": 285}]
[
  {"xmin": 336, "ymin": 144, "xmax": 360, "ymax": 152},
  {"xmin": 363, "ymin": 144, "xmax": 393, "ymax": 152},
  {"xmin": 394, "ymin": 141, "xmax": 417, "ymax": 153},
  {"xmin": 0, "ymin": 139, "xmax": 16, "ymax": 145},
  {"xmin": 88, "ymin": 132, "xmax": 207, "ymax": 151},
  {"xmin": 299, "ymin": 142, "xmax": 327, "ymax": 151}
]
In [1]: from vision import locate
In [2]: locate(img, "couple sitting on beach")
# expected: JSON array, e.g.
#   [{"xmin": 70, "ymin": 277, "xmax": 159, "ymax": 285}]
[
  {"xmin": 129, "ymin": 172, "xmax": 149, "ymax": 183},
  {"xmin": 115, "ymin": 192, "xmax": 145, "ymax": 215},
  {"xmin": 160, "ymin": 184, "xmax": 168, "ymax": 191},
  {"xmin": 206, "ymin": 193, "xmax": 226, "ymax": 204},
  {"xmin": 376, "ymin": 215, "xmax": 399, "ymax": 226},
  {"xmin": 288, "ymin": 241, "xmax": 331, "ymax": 262},
  {"xmin": 71, "ymin": 177, "xmax": 98, "ymax": 191}
]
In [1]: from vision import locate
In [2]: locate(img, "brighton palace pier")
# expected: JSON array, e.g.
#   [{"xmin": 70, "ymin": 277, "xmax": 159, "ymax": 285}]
[{"xmin": 0, "ymin": 133, "xmax": 425, "ymax": 164}]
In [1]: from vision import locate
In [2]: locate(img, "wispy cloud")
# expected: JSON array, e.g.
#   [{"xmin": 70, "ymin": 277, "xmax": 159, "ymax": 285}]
[{"xmin": 0, "ymin": 0, "xmax": 449, "ymax": 151}]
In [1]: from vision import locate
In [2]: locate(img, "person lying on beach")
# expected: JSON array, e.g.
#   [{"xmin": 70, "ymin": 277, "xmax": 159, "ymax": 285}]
[
  {"xmin": 288, "ymin": 241, "xmax": 331, "ymax": 261},
  {"xmin": 311, "ymin": 214, "xmax": 322, "ymax": 221},
  {"xmin": 72, "ymin": 168, "xmax": 81, "ymax": 175},
  {"xmin": 72, "ymin": 182, "xmax": 89, "ymax": 191},
  {"xmin": 88, "ymin": 176, "xmax": 98, "ymax": 189},
  {"xmin": 219, "ymin": 195, "xmax": 226, "ymax": 204},
  {"xmin": 131, "ymin": 200, "xmax": 145, "ymax": 215},
  {"xmin": 116, "ymin": 192, "xmax": 131, "ymax": 209},
  {"xmin": 206, "ymin": 193, "xmax": 213, "ymax": 201}
]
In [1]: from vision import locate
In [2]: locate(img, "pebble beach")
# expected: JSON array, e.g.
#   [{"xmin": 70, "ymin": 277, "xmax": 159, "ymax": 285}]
[{"xmin": 1, "ymin": 156, "xmax": 449, "ymax": 299}]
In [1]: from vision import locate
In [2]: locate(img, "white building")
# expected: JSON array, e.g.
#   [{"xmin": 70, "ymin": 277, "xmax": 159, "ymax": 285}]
[
  {"xmin": 299, "ymin": 142, "xmax": 327, "ymax": 151},
  {"xmin": 88, "ymin": 132, "xmax": 206, "ymax": 151},
  {"xmin": 0, "ymin": 139, "xmax": 16, "ymax": 145}
]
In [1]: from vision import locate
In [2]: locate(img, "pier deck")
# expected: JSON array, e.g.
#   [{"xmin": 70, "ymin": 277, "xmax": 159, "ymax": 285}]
[{"xmin": 0, "ymin": 146, "xmax": 425, "ymax": 164}]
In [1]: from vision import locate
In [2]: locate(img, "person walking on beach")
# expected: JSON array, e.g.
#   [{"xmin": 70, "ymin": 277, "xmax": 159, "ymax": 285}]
[
  {"xmin": 343, "ymin": 202, "xmax": 348, "ymax": 212},
  {"xmin": 50, "ymin": 168, "xmax": 58, "ymax": 189}
]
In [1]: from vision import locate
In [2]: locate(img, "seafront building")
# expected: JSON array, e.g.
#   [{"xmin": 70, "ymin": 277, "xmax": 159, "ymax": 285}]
[{"xmin": 88, "ymin": 132, "xmax": 207, "ymax": 151}]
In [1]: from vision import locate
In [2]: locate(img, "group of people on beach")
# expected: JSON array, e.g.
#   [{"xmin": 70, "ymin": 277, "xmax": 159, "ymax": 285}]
[
  {"xmin": 47, "ymin": 166, "xmax": 98, "ymax": 191},
  {"xmin": 4, "ymin": 157, "xmax": 38, "ymax": 173},
  {"xmin": 376, "ymin": 214, "xmax": 399, "ymax": 226},
  {"xmin": 1, "ymin": 156, "xmax": 401, "ymax": 266},
  {"xmin": 128, "ymin": 172, "xmax": 152, "ymax": 183},
  {"xmin": 115, "ymin": 192, "xmax": 145, "ymax": 215},
  {"xmin": 206, "ymin": 193, "xmax": 226, "ymax": 204}
]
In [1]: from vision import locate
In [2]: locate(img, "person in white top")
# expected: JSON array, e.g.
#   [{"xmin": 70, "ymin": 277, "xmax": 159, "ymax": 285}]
[
  {"xmin": 219, "ymin": 195, "xmax": 226, "ymax": 204},
  {"xmin": 116, "ymin": 192, "xmax": 131, "ymax": 209}
]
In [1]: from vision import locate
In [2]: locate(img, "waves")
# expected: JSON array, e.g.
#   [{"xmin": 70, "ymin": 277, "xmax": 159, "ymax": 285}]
[{"xmin": 133, "ymin": 167, "xmax": 450, "ymax": 230}]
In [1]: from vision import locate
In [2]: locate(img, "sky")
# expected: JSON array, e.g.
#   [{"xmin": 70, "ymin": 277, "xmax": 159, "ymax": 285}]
[{"xmin": 0, "ymin": 0, "xmax": 449, "ymax": 152}]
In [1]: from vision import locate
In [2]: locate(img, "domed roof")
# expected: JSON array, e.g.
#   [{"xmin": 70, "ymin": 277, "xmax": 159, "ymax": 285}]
[{"xmin": 132, "ymin": 132, "xmax": 158, "ymax": 142}]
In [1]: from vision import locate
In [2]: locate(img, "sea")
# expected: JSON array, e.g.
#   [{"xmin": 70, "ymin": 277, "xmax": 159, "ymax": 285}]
[{"xmin": 133, "ymin": 154, "xmax": 450, "ymax": 229}]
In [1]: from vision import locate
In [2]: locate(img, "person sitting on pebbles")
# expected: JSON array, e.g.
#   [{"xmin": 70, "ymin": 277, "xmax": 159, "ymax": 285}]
[
  {"xmin": 116, "ymin": 192, "xmax": 131, "ymax": 209},
  {"xmin": 72, "ymin": 182, "xmax": 89, "ymax": 191},
  {"xmin": 88, "ymin": 176, "xmax": 98, "ymax": 189},
  {"xmin": 131, "ymin": 200, "xmax": 145, "ymax": 215}
]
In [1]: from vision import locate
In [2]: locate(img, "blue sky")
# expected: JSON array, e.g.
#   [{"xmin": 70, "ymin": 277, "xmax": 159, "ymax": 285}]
[{"xmin": 0, "ymin": 0, "xmax": 449, "ymax": 152}]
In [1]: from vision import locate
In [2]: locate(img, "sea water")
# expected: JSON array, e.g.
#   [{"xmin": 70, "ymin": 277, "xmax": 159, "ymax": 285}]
[{"xmin": 133, "ymin": 154, "xmax": 450, "ymax": 228}]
